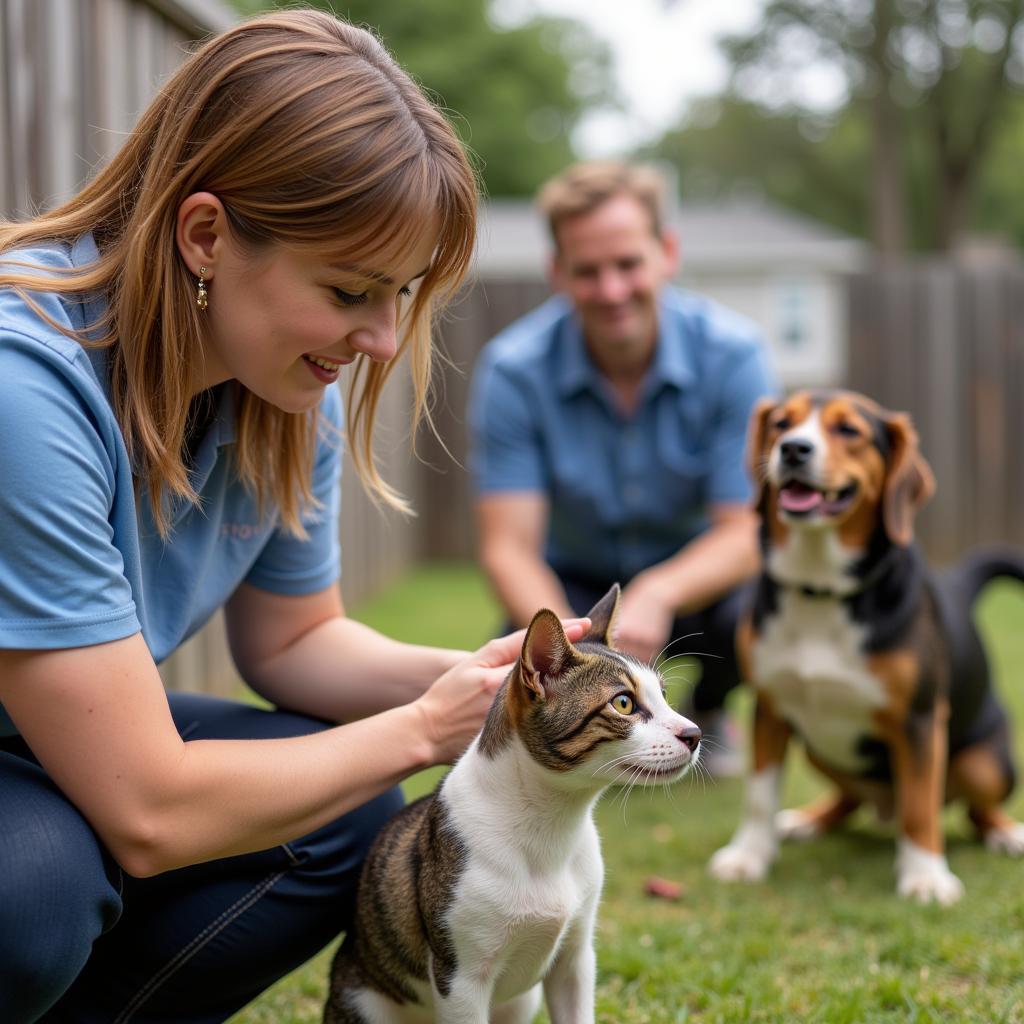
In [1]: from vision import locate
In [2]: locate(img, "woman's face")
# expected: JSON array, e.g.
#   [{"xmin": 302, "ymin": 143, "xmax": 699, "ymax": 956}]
[{"xmin": 197, "ymin": 227, "xmax": 438, "ymax": 411}]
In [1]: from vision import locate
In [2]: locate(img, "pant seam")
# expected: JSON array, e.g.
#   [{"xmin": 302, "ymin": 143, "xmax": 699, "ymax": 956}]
[{"xmin": 112, "ymin": 869, "xmax": 286, "ymax": 1023}]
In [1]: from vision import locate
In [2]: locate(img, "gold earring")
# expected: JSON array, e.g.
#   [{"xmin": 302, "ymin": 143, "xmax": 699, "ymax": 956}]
[{"xmin": 196, "ymin": 266, "xmax": 208, "ymax": 311}]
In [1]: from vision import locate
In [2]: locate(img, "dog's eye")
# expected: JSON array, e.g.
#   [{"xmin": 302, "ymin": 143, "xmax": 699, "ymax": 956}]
[
  {"xmin": 772, "ymin": 416, "xmax": 791, "ymax": 432},
  {"xmin": 610, "ymin": 694, "xmax": 635, "ymax": 715},
  {"xmin": 834, "ymin": 421, "xmax": 861, "ymax": 438}
]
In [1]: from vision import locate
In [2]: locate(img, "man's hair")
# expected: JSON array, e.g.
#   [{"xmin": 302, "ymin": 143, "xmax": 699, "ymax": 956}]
[
  {"xmin": 0, "ymin": 10, "xmax": 478, "ymax": 534},
  {"xmin": 537, "ymin": 161, "xmax": 668, "ymax": 245}
]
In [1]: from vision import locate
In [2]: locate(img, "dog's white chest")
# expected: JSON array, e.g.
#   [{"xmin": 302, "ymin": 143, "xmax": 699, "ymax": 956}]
[{"xmin": 753, "ymin": 591, "xmax": 887, "ymax": 772}]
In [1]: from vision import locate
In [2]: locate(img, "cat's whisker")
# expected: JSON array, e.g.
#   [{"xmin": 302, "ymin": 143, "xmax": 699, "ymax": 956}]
[
  {"xmin": 652, "ymin": 631, "xmax": 706, "ymax": 666},
  {"xmin": 590, "ymin": 751, "xmax": 642, "ymax": 777},
  {"xmin": 613, "ymin": 764, "xmax": 646, "ymax": 821},
  {"xmin": 659, "ymin": 651, "xmax": 724, "ymax": 665}
]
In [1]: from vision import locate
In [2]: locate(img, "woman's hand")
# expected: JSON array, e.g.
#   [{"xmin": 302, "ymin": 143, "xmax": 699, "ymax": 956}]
[{"xmin": 412, "ymin": 618, "xmax": 591, "ymax": 764}]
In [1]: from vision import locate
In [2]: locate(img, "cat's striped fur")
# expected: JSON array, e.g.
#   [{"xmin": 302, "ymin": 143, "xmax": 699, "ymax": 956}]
[{"xmin": 324, "ymin": 585, "xmax": 701, "ymax": 1024}]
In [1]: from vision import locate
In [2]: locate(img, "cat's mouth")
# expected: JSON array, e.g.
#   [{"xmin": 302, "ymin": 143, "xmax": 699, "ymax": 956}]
[{"xmin": 618, "ymin": 759, "xmax": 693, "ymax": 782}]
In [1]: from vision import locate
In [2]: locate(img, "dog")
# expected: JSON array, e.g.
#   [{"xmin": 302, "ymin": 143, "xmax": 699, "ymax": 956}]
[{"xmin": 709, "ymin": 388, "xmax": 1024, "ymax": 904}]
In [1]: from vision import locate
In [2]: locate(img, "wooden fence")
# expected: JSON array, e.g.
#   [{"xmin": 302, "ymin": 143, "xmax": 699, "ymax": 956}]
[{"xmin": 847, "ymin": 262, "xmax": 1024, "ymax": 563}]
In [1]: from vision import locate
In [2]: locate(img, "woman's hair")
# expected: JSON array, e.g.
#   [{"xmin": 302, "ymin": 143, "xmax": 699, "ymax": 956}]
[
  {"xmin": 0, "ymin": 9, "xmax": 478, "ymax": 537},
  {"xmin": 537, "ymin": 160, "xmax": 667, "ymax": 248}
]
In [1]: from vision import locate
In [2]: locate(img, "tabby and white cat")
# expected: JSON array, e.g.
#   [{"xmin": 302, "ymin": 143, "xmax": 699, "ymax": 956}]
[{"xmin": 324, "ymin": 585, "xmax": 701, "ymax": 1024}]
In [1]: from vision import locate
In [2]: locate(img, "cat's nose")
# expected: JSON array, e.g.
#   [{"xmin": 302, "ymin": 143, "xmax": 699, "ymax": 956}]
[{"xmin": 675, "ymin": 723, "xmax": 702, "ymax": 752}]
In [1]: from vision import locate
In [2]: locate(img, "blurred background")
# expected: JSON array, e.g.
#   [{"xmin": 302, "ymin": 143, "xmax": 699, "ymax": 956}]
[{"xmin": 3, "ymin": 0, "xmax": 1024, "ymax": 691}]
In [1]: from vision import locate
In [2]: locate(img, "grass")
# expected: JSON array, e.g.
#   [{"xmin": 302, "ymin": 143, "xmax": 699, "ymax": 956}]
[{"xmin": 229, "ymin": 565, "xmax": 1024, "ymax": 1024}]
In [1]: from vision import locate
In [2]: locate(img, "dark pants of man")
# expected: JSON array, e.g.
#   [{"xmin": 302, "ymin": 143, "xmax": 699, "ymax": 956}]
[{"xmin": 0, "ymin": 692, "xmax": 404, "ymax": 1024}]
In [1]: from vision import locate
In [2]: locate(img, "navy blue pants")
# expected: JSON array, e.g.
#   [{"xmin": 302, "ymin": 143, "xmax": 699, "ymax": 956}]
[{"xmin": 0, "ymin": 692, "xmax": 404, "ymax": 1023}]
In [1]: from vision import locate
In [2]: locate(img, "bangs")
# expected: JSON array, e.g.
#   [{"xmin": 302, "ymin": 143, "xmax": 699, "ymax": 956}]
[{"xmin": 296, "ymin": 151, "xmax": 477, "ymax": 305}]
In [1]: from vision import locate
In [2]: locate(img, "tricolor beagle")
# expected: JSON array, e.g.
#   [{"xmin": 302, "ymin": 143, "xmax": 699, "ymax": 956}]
[{"xmin": 709, "ymin": 389, "xmax": 1024, "ymax": 904}]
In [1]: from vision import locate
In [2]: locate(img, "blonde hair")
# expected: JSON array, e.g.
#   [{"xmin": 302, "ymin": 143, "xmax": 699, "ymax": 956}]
[
  {"xmin": 537, "ymin": 160, "xmax": 666, "ymax": 247},
  {"xmin": 0, "ymin": 9, "xmax": 477, "ymax": 537}
]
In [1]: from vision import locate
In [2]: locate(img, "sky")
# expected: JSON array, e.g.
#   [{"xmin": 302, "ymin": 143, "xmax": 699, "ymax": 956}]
[{"xmin": 494, "ymin": 0, "xmax": 766, "ymax": 156}]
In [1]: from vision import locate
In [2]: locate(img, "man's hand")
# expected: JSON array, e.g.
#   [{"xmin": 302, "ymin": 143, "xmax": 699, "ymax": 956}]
[{"xmin": 614, "ymin": 574, "xmax": 677, "ymax": 666}]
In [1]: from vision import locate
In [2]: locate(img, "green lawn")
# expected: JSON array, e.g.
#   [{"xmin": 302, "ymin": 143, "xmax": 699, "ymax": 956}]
[{"xmin": 230, "ymin": 565, "xmax": 1024, "ymax": 1024}]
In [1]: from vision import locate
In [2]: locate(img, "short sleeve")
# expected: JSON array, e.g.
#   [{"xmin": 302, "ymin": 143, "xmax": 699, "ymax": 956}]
[
  {"xmin": 707, "ymin": 345, "xmax": 779, "ymax": 505},
  {"xmin": 467, "ymin": 351, "xmax": 546, "ymax": 495},
  {"xmin": 0, "ymin": 336, "xmax": 139, "ymax": 648},
  {"xmin": 243, "ymin": 386, "xmax": 343, "ymax": 595}
]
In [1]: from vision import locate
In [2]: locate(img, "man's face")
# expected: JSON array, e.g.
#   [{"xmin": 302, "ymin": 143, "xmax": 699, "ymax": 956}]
[{"xmin": 550, "ymin": 193, "xmax": 678, "ymax": 368}]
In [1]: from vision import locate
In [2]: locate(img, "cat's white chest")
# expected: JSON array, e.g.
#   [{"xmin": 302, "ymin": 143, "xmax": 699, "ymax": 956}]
[
  {"xmin": 451, "ymin": 857, "xmax": 585, "ymax": 1000},
  {"xmin": 437, "ymin": 749, "xmax": 603, "ymax": 1004},
  {"xmin": 753, "ymin": 591, "xmax": 887, "ymax": 772}
]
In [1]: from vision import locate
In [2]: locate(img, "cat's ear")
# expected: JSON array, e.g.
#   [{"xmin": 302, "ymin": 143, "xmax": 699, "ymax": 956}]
[
  {"xmin": 581, "ymin": 584, "xmax": 620, "ymax": 647},
  {"xmin": 519, "ymin": 609, "xmax": 575, "ymax": 699}
]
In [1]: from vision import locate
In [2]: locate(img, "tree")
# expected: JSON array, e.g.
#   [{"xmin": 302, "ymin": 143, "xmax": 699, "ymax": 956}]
[
  {"xmin": 710, "ymin": 0, "xmax": 1024, "ymax": 254},
  {"xmin": 231, "ymin": 0, "xmax": 616, "ymax": 197},
  {"xmin": 645, "ymin": 96, "xmax": 872, "ymax": 243}
]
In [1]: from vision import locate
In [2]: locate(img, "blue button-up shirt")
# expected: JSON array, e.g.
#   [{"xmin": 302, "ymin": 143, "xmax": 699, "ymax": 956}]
[{"xmin": 468, "ymin": 288, "xmax": 777, "ymax": 585}]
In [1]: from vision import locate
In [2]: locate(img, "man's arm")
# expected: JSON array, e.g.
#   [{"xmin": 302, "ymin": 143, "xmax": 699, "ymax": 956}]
[
  {"xmin": 614, "ymin": 502, "xmax": 760, "ymax": 664},
  {"xmin": 475, "ymin": 491, "xmax": 576, "ymax": 627}
]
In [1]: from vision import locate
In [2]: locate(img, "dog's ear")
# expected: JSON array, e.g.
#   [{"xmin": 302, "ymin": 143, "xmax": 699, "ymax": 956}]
[
  {"xmin": 882, "ymin": 412, "xmax": 935, "ymax": 546},
  {"xmin": 747, "ymin": 397, "xmax": 779, "ymax": 513}
]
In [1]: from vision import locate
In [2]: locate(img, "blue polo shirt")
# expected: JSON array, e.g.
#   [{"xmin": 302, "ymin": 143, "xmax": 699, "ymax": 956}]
[
  {"xmin": 468, "ymin": 288, "xmax": 776, "ymax": 585},
  {"xmin": 0, "ymin": 235, "xmax": 342, "ymax": 736}
]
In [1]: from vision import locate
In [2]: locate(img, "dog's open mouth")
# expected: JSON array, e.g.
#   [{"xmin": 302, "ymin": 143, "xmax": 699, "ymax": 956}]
[{"xmin": 778, "ymin": 479, "xmax": 858, "ymax": 517}]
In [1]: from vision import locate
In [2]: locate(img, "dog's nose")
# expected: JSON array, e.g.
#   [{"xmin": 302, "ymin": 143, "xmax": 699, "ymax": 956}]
[
  {"xmin": 676, "ymin": 723, "xmax": 702, "ymax": 752},
  {"xmin": 780, "ymin": 439, "xmax": 814, "ymax": 466}
]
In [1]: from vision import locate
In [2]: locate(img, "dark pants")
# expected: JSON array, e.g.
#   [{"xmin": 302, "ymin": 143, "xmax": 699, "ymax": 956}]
[
  {"xmin": 558, "ymin": 573, "xmax": 747, "ymax": 714},
  {"xmin": 0, "ymin": 692, "xmax": 404, "ymax": 1024}
]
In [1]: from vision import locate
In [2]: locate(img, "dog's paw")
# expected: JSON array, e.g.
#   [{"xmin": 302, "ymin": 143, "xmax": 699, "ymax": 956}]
[
  {"xmin": 709, "ymin": 828, "xmax": 776, "ymax": 882},
  {"xmin": 895, "ymin": 841, "xmax": 964, "ymax": 906},
  {"xmin": 775, "ymin": 808, "xmax": 824, "ymax": 842},
  {"xmin": 984, "ymin": 821, "xmax": 1024, "ymax": 856}
]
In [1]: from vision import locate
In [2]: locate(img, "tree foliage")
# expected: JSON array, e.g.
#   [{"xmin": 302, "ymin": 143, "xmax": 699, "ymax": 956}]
[
  {"xmin": 651, "ymin": 0, "xmax": 1024, "ymax": 253},
  {"xmin": 230, "ymin": 0, "xmax": 615, "ymax": 197}
]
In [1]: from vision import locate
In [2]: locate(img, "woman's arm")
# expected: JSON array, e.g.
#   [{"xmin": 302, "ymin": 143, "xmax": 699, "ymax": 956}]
[
  {"xmin": 0, "ymin": 628, "xmax": 523, "ymax": 878},
  {"xmin": 224, "ymin": 582, "xmax": 468, "ymax": 721}
]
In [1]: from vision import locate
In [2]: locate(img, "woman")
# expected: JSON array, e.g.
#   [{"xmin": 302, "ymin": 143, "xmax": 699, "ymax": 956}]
[{"xmin": 0, "ymin": 11, "xmax": 586, "ymax": 1022}]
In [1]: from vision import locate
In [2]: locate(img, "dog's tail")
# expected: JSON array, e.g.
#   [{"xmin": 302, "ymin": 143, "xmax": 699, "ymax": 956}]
[{"xmin": 943, "ymin": 545, "xmax": 1024, "ymax": 607}]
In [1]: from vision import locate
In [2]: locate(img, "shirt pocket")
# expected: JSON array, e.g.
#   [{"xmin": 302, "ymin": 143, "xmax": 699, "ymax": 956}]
[{"xmin": 657, "ymin": 436, "xmax": 708, "ymax": 514}]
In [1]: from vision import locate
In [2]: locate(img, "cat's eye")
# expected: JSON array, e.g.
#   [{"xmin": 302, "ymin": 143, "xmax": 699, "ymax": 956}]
[{"xmin": 610, "ymin": 694, "xmax": 635, "ymax": 715}]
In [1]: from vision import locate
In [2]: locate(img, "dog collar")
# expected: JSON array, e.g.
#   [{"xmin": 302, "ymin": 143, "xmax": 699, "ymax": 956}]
[{"xmin": 768, "ymin": 546, "xmax": 901, "ymax": 600}]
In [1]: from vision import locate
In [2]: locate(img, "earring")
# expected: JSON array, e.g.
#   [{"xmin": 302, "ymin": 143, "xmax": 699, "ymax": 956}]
[{"xmin": 196, "ymin": 266, "xmax": 208, "ymax": 311}]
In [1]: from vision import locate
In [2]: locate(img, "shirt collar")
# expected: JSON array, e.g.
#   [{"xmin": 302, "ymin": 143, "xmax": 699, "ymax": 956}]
[{"xmin": 555, "ymin": 287, "xmax": 697, "ymax": 399}]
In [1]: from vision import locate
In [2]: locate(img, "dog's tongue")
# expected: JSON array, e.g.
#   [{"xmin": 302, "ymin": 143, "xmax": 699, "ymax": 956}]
[{"xmin": 779, "ymin": 482, "xmax": 823, "ymax": 512}]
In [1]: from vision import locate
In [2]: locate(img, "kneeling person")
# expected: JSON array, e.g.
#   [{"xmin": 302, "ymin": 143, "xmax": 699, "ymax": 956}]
[{"xmin": 468, "ymin": 160, "xmax": 777, "ymax": 773}]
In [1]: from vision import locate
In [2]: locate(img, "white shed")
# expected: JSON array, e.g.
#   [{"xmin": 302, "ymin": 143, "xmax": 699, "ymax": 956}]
[{"xmin": 476, "ymin": 197, "xmax": 869, "ymax": 388}]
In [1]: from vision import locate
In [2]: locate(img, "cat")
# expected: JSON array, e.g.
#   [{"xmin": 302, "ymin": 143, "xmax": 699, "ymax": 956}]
[{"xmin": 323, "ymin": 584, "xmax": 702, "ymax": 1024}]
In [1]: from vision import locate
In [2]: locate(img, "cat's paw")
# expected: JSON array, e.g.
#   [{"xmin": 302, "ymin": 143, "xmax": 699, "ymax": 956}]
[
  {"xmin": 709, "ymin": 826, "xmax": 777, "ymax": 882},
  {"xmin": 895, "ymin": 841, "xmax": 964, "ymax": 905},
  {"xmin": 984, "ymin": 821, "xmax": 1024, "ymax": 856}
]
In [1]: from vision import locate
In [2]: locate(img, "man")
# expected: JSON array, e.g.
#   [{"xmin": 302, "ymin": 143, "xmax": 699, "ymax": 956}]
[{"xmin": 467, "ymin": 161, "xmax": 777, "ymax": 774}]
